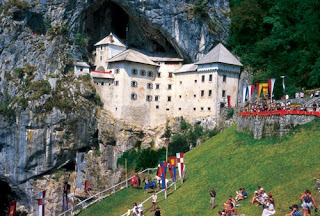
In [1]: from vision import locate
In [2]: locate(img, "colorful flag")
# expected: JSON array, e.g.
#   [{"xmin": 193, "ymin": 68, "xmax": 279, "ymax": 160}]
[
  {"xmin": 160, "ymin": 161, "xmax": 168, "ymax": 189},
  {"xmin": 262, "ymin": 83, "xmax": 269, "ymax": 99},
  {"xmin": 247, "ymin": 85, "xmax": 252, "ymax": 102},
  {"xmin": 38, "ymin": 190, "xmax": 46, "ymax": 216},
  {"xmin": 176, "ymin": 153, "xmax": 184, "ymax": 179},
  {"xmin": 168, "ymin": 156, "xmax": 177, "ymax": 181},
  {"xmin": 268, "ymin": 78, "xmax": 276, "ymax": 101},
  {"xmin": 258, "ymin": 83, "xmax": 263, "ymax": 101},
  {"xmin": 8, "ymin": 200, "xmax": 16, "ymax": 216},
  {"xmin": 251, "ymin": 84, "xmax": 255, "ymax": 96}
]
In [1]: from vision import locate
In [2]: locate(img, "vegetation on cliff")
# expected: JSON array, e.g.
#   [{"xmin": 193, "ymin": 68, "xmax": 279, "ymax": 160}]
[{"xmin": 228, "ymin": 0, "xmax": 320, "ymax": 97}]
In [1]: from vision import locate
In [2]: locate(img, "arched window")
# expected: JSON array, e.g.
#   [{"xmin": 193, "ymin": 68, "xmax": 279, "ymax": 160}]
[
  {"xmin": 148, "ymin": 71, "xmax": 154, "ymax": 77},
  {"xmin": 131, "ymin": 81, "xmax": 138, "ymax": 87},
  {"xmin": 140, "ymin": 70, "xmax": 146, "ymax": 76},
  {"xmin": 131, "ymin": 93, "xmax": 137, "ymax": 100},
  {"xmin": 132, "ymin": 69, "xmax": 138, "ymax": 75},
  {"xmin": 96, "ymin": 66, "xmax": 105, "ymax": 71}
]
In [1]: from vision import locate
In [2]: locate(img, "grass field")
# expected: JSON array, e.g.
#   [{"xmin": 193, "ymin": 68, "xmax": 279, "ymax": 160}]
[{"xmin": 79, "ymin": 119, "xmax": 320, "ymax": 216}]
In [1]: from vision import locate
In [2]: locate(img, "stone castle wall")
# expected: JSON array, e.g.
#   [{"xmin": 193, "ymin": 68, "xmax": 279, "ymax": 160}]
[{"xmin": 237, "ymin": 115, "xmax": 316, "ymax": 139}]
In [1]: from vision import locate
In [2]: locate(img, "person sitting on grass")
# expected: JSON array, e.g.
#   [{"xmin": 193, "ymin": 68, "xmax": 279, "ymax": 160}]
[
  {"xmin": 262, "ymin": 197, "xmax": 276, "ymax": 216},
  {"xmin": 285, "ymin": 204, "xmax": 303, "ymax": 216},
  {"xmin": 251, "ymin": 191, "xmax": 259, "ymax": 204},
  {"xmin": 235, "ymin": 188, "xmax": 248, "ymax": 201},
  {"xmin": 300, "ymin": 190, "xmax": 318, "ymax": 216},
  {"xmin": 313, "ymin": 173, "xmax": 320, "ymax": 192},
  {"xmin": 223, "ymin": 200, "xmax": 233, "ymax": 216}
]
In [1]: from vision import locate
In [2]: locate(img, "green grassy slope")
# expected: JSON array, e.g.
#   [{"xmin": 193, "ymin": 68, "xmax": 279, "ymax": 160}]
[{"xmin": 80, "ymin": 119, "xmax": 320, "ymax": 216}]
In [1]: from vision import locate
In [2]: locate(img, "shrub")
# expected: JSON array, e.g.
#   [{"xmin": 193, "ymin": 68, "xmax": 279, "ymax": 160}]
[
  {"xmin": 75, "ymin": 33, "xmax": 90, "ymax": 47},
  {"xmin": 0, "ymin": 101, "xmax": 15, "ymax": 119},
  {"xmin": 14, "ymin": 67, "xmax": 24, "ymax": 79},
  {"xmin": 27, "ymin": 80, "xmax": 51, "ymax": 100},
  {"xmin": 47, "ymin": 24, "xmax": 69, "ymax": 36}
]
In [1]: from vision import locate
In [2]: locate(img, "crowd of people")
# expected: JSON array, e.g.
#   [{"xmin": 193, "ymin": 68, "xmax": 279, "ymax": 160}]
[
  {"xmin": 242, "ymin": 100, "xmax": 320, "ymax": 112},
  {"xmin": 210, "ymin": 183, "xmax": 319, "ymax": 216}
]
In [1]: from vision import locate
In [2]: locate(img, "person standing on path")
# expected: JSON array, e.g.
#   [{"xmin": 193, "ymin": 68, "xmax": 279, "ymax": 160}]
[
  {"xmin": 210, "ymin": 188, "xmax": 216, "ymax": 209},
  {"xmin": 151, "ymin": 192, "xmax": 158, "ymax": 211}
]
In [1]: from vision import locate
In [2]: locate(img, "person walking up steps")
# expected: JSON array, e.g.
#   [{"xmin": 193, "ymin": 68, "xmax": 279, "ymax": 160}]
[
  {"xmin": 151, "ymin": 192, "xmax": 157, "ymax": 211},
  {"xmin": 210, "ymin": 188, "xmax": 216, "ymax": 209}
]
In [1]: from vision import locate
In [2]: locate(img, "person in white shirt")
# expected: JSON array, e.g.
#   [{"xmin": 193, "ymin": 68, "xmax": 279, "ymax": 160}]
[
  {"xmin": 262, "ymin": 198, "xmax": 276, "ymax": 216},
  {"xmin": 151, "ymin": 192, "xmax": 157, "ymax": 211}
]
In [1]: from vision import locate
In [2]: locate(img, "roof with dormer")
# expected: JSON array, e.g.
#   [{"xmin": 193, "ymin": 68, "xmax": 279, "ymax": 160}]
[
  {"xmin": 195, "ymin": 43, "xmax": 243, "ymax": 67},
  {"xmin": 107, "ymin": 49, "xmax": 159, "ymax": 67},
  {"xmin": 94, "ymin": 33, "xmax": 126, "ymax": 47}
]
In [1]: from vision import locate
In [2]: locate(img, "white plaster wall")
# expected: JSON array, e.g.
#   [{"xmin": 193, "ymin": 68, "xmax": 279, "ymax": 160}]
[
  {"xmin": 108, "ymin": 44, "xmax": 126, "ymax": 59},
  {"xmin": 93, "ymin": 78, "xmax": 114, "ymax": 112},
  {"xmin": 74, "ymin": 66, "xmax": 89, "ymax": 77}
]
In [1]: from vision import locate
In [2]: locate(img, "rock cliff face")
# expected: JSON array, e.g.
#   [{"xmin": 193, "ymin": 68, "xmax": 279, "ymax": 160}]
[{"xmin": 0, "ymin": 0, "xmax": 229, "ymax": 214}]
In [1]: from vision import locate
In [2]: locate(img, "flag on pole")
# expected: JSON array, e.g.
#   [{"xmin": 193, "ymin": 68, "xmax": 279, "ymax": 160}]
[
  {"xmin": 258, "ymin": 83, "xmax": 263, "ymax": 102},
  {"xmin": 242, "ymin": 87, "xmax": 246, "ymax": 104},
  {"xmin": 248, "ymin": 85, "xmax": 252, "ymax": 102},
  {"xmin": 168, "ymin": 156, "xmax": 177, "ymax": 181},
  {"xmin": 176, "ymin": 153, "xmax": 184, "ymax": 178},
  {"xmin": 262, "ymin": 83, "xmax": 269, "ymax": 99},
  {"xmin": 281, "ymin": 76, "xmax": 285, "ymax": 94},
  {"xmin": 38, "ymin": 190, "xmax": 46, "ymax": 216},
  {"xmin": 160, "ymin": 161, "xmax": 168, "ymax": 189},
  {"xmin": 268, "ymin": 78, "xmax": 276, "ymax": 101},
  {"xmin": 251, "ymin": 84, "xmax": 255, "ymax": 96},
  {"xmin": 8, "ymin": 200, "xmax": 16, "ymax": 216}
]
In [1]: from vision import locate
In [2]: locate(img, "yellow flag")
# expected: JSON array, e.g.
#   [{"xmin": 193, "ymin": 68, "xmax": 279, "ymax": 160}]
[
  {"xmin": 258, "ymin": 84, "xmax": 263, "ymax": 101},
  {"xmin": 262, "ymin": 83, "xmax": 269, "ymax": 99}
]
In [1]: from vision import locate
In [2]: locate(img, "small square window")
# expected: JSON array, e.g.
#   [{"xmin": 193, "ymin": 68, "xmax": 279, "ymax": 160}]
[
  {"xmin": 180, "ymin": 81, "xmax": 182, "ymax": 84},
  {"xmin": 140, "ymin": 70, "xmax": 146, "ymax": 76},
  {"xmin": 131, "ymin": 81, "xmax": 138, "ymax": 87},
  {"xmin": 155, "ymin": 96, "xmax": 159, "ymax": 101},
  {"xmin": 202, "ymin": 75, "xmax": 205, "ymax": 82},
  {"xmin": 209, "ymin": 90, "xmax": 212, "ymax": 96},
  {"xmin": 101, "ymin": 82, "xmax": 104, "ymax": 86},
  {"xmin": 201, "ymin": 107, "xmax": 204, "ymax": 111},
  {"xmin": 209, "ymin": 74, "xmax": 212, "ymax": 82},
  {"xmin": 148, "ymin": 71, "xmax": 154, "ymax": 77},
  {"xmin": 114, "ymin": 80, "xmax": 119, "ymax": 86},
  {"xmin": 193, "ymin": 107, "xmax": 196, "ymax": 111},
  {"xmin": 80, "ymin": 68, "xmax": 83, "ymax": 72},
  {"xmin": 115, "ymin": 68, "xmax": 120, "ymax": 74},
  {"xmin": 208, "ymin": 107, "xmax": 211, "ymax": 111},
  {"xmin": 223, "ymin": 75, "xmax": 227, "ymax": 82},
  {"xmin": 100, "ymin": 56, "xmax": 102, "ymax": 61},
  {"xmin": 179, "ymin": 95, "xmax": 182, "ymax": 98},
  {"xmin": 147, "ymin": 83, "xmax": 153, "ymax": 89},
  {"xmin": 146, "ymin": 95, "xmax": 152, "ymax": 101},
  {"xmin": 195, "ymin": 80, "xmax": 197, "ymax": 83},
  {"xmin": 156, "ymin": 105, "xmax": 159, "ymax": 109},
  {"xmin": 156, "ymin": 84, "xmax": 160, "ymax": 89},
  {"xmin": 222, "ymin": 90, "xmax": 226, "ymax": 97},
  {"xmin": 100, "ymin": 46, "xmax": 103, "ymax": 50},
  {"xmin": 131, "ymin": 93, "xmax": 137, "ymax": 100},
  {"xmin": 132, "ymin": 69, "xmax": 138, "ymax": 75},
  {"xmin": 168, "ymin": 84, "xmax": 172, "ymax": 90},
  {"xmin": 168, "ymin": 96, "xmax": 171, "ymax": 102},
  {"xmin": 179, "ymin": 108, "xmax": 181, "ymax": 111},
  {"xmin": 157, "ymin": 72, "xmax": 161, "ymax": 78},
  {"xmin": 201, "ymin": 90, "xmax": 204, "ymax": 97},
  {"xmin": 166, "ymin": 108, "xmax": 170, "ymax": 111},
  {"xmin": 194, "ymin": 94, "xmax": 196, "ymax": 98},
  {"xmin": 168, "ymin": 72, "xmax": 173, "ymax": 78}
]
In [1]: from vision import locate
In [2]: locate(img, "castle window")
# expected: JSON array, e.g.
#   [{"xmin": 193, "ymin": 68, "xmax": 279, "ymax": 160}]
[
  {"xmin": 180, "ymin": 81, "xmax": 182, "ymax": 84},
  {"xmin": 202, "ymin": 75, "xmax": 205, "ymax": 82},
  {"xmin": 148, "ymin": 71, "xmax": 154, "ymax": 77},
  {"xmin": 100, "ymin": 56, "xmax": 102, "ymax": 61},
  {"xmin": 140, "ymin": 70, "xmax": 146, "ymax": 76},
  {"xmin": 147, "ymin": 83, "xmax": 153, "ymax": 89},
  {"xmin": 201, "ymin": 90, "xmax": 204, "ymax": 97},
  {"xmin": 101, "ymin": 82, "xmax": 104, "ymax": 86},
  {"xmin": 100, "ymin": 46, "xmax": 103, "ymax": 50},
  {"xmin": 156, "ymin": 105, "xmax": 159, "ymax": 109},
  {"xmin": 209, "ymin": 90, "xmax": 212, "ymax": 96},
  {"xmin": 166, "ymin": 108, "xmax": 170, "ymax": 111},
  {"xmin": 194, "ymin": 94, "xmax": 196, "ymax": 98},
  {"xmin": 156, "ymin": 84, "xmax": 160, "ymax": 89},
  {"xmin": 114, "ymin": 80, "xmax": 119, "ymax": 86},
  {"xmin": 132, "ymin": 69, "xmax": 138, "ymax": 75},
  {"xmin": 201, "ymin": 107, "xmax": 204, "ymax": 111},
  {"xmin": 131, "ymin": 81, "xmax": 138, "ymax": 87},
  {"xmin": 209, "ymin": 74, "xmax": 212, "ymax": 82},
  {"xmin": 195, "ymin": 80, "xmax": 197, "ymax": 83},
  {"xmin": 115, "ymin": 68, "xmax": 120, "ymax": 74},
  {"xmin": 208, "ymin": 107, "xmax": 211, "ymax": 111},
  {"xmin": 155, "ymin": 96, "xmax": 160, "ymax": 101},
  {"xmin": 168, "ymin": 84, "xmax": 172, "ymax": 90},
  {"xmin": 222, "ymin": 90, "xmax": 226, "ymax": 97},
  {"xmin": 80, "ymin": 68, "xmax": 83, "ymax": 72},
  {"xmin": 193, "ymin": 107, "xmax": 196, "ymax": 111},
  {"xmin": 168, "ymin": 72, "xmax": 173, "ymax": 78},
  {"xmin": 223, "ymin": 75, "xmax": 227, "ymax": 82},
  {"xmin": 131, "ymin": 93, "xmax": 137, "ymax": 100},
  {"xmin": 167, "ymin": 96, "xmax": 171, "ymax": 102},
  {"xmin": 146, "ymin": 95, "xmax": 152, "ymax": 101},
  {"xmin": 179, "ymin": 108, "xmax": 181, "ymax": 111},
  {"xmin": 157, "ymin": 72, "xmax": 161, "ymax": 78},
  {"xmin": 179, "ymin": 95, "xmax": 182, "ymax": 98}
]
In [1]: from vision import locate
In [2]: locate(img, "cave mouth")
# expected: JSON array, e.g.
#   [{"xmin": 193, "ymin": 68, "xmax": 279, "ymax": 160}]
[
  {"xmin": 0, "ymin": 181, "xmax": 15, "ymax": 216},
  {"xmin": 80, "ymin": 0, "xmax": 179, "ymax": 57}
]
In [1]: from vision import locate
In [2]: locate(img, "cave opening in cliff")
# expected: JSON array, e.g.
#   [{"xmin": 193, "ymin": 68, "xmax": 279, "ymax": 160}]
[
  {"xmin": 0, "ymin": 181, "xmax": 15, "ymax": 216},
  {"xmin": 82, "ymin": 0, "xmax": 179, "ymax": 57},
  {"xmin": 61, "ymin": 161, "xmax": 76, "ymax": 171}
]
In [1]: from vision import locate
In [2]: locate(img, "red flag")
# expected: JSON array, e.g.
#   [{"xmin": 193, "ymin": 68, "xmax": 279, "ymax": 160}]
[
  {"xmin": 251, "ymin": 85, "xmax": 255, "ymax": 95},
  {"xmin": 227, "ymin": 95, "xmax": 231, "ymax": 108},
  {"xmin": 256, "ymin": 83, "xmax": 260, "ymax": 95},
  {"xmin": 85, "ymin": 180, "xmax": 90, "ymax": 192},
  {"xmin": 8, "ymin": 200, "xmax": 16, "ymax": 216}
]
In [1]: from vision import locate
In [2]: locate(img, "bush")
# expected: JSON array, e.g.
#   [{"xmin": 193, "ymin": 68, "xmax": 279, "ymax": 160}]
[
  {"xmin": 75, "ymin": 33, "xmax": 90, "ymax": 47},
  {"xmin": 14, "ymin": 67, "xmax": 24, "ymax": 79},
  {"xmin": 227, "ymin": 108, "xmax": 234, "ymax": 119},
  {"xmin": 28, "ymin": 80, "xmax": 51, "ymax": 100},
  {"xmin": 0, "ymin": 101, "xmax": 15, "ymax": 119},
  {"xmin": 47, "ymin": 24, "xmax": 69, "ymax": 36}
]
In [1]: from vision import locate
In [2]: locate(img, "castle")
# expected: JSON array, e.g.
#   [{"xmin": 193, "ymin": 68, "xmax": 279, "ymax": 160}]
[{"xmin": 75, "ymin": 33, "xmax": 242, "ymax": 127}]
